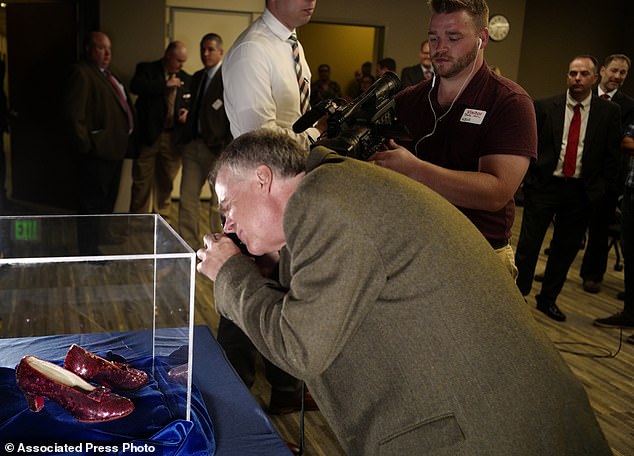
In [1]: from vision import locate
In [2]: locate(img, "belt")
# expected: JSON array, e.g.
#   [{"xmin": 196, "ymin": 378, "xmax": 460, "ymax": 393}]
[{"xmin": 488, "ymin": 238, "xmax": 510, "ymax": 250}]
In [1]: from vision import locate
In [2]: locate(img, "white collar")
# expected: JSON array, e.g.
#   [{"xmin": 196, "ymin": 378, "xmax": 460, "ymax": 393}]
[
  {"xmin": 262, "ymin": 8, "xmax": 296, "ymax": 41},
  {"xmin": 566, "ymin": 91, "xmax": 591, "ymax": 110}
]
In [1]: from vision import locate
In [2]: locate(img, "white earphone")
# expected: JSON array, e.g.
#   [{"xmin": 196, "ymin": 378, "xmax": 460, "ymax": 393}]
[{"xmin": 415, "ymin": 35, "xmax": 483, "ymax": 150}]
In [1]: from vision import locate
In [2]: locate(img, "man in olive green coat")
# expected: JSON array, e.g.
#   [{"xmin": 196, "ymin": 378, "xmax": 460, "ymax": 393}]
[{"xmin": 197, "ymin": 129, "xmax": 611, "ymax": 456}]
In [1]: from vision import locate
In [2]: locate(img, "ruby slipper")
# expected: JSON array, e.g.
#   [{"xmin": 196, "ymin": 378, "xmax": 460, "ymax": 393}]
[
  {"xmin": 64, "ymin": 344, "xmax": 149, "ymax": 391},
  {"xmin": 15, "ymin": 355, "xmax": 134, "ymax": 422}
]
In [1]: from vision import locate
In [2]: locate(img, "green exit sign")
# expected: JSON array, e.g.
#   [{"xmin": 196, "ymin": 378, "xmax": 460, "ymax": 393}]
[{"xmin": 13, "ymin": 219, "xmax": 40, "ymax": 241}]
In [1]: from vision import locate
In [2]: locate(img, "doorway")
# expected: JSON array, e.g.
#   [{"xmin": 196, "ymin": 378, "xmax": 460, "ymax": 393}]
[
  {"xmin": 168, "ymin": 7, "xmax": 253, "ymax": 199},
  {"xmin": 299, "ymin": 21, "xmax": 381, "ymax": 99},
  {"xmin": 4, "ymin": 0, "xmax": 77, "ymax": 211}
]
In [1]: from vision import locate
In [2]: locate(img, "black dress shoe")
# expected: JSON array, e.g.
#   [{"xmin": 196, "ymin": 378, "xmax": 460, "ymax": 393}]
[
  {"xmin": 617, "ymin": 290, "xmax": 625, "ymax": 301},
  {"xmin": 593, "ymin": 311, "xmax": 634, "ymax": 329},
  {"xmin": 582, "ymin": 280, "xmax": 601, "ymax": 294},
  {"xmin": 536, "ymin": 302, "xmax": 566, "ymax": 322}
]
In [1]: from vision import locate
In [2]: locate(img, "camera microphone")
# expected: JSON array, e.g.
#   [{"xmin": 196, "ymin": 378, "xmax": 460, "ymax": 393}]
[{"xmin": 293, "ymin": 99, "xmax": 340, "ymax": 133}]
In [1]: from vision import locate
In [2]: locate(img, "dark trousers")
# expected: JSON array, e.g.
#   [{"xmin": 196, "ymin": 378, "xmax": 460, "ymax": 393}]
[
  {"xmin": 0, "ymin": 138, "xmax": 5, "ymax": 205},
  {"xmin": 622, "ymin": 187, "xmax": 633, "ymax": 319},
  {"xmin": 516, "ymin": 178, "xmax": 590, "ymax": 304},
  {"xmin": 580, "ymin": 190, "xmax": 619, "ymax": 282},
  {"xmin": 217, "ymin": 316, "xmax": 302, "ymax": 397},
  {"xmin": 76, "ymin": 154, "xmax": 122, "ymax": 255}
]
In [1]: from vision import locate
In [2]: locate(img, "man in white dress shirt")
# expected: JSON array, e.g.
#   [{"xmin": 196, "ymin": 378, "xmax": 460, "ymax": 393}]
[{"xmin": 222, "ymin": 0, "xmax": 321, "ymax": 148}]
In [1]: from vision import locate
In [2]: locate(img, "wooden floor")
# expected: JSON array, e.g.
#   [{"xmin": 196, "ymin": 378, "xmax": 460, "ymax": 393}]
[
  {"xmin": 1, "ymin": 198, "xmax": 632, "ymax": 455},
  {"xmin": 191, "ymin": 204, "xmax": 634, "ymax": 456}
]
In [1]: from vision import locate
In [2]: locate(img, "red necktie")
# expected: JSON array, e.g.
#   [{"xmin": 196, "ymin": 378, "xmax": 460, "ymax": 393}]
[
  {"xmin": 600, "ymin": 93, "xmax": 610, "ymax": 100},
  {"xmin": 563, "ymin": 104, "xmax": 581, "ymax": 177},
  {"xmin": 106, "ymin": 71, "xmax": 134, "ymax": 132}
]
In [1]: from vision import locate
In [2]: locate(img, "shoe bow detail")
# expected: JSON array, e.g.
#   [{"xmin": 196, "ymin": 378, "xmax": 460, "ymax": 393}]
[{"xmin": 64, "ymin": 344, "xmax": 149, "ymax": 391}]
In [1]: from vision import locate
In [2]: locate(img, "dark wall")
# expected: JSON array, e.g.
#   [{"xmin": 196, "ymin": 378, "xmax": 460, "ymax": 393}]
[{"xmin": 518, "ymin": 0, "xmax": 634, "ymax": 99}]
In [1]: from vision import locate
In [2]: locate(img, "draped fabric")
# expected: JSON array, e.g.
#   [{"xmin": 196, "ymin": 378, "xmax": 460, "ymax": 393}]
[{"xmin": 0, "ymin": 332, "xmax": 214, "ymax": 456}]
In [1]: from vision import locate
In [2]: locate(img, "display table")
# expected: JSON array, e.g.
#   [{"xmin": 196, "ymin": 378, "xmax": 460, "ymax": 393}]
[
  {"xmin": 190, "ymin": 325, "xmax": 292, "ymax": 455},
  {"xmin": 0, "ymin": 326, "xmax": 291, "ymax": 456}
]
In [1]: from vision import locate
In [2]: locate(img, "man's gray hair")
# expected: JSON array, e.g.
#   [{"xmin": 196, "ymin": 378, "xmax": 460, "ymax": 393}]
[{"xmin": 210, "ymin": 129, "xmax": 308, "ymax": 182}]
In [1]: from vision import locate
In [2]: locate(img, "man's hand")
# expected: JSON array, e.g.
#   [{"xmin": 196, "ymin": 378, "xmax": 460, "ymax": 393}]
[
  {"xmin": 166, "ymin": 74, "xmax": 183, "ymax": 88},
  {"xmin": 367, "ymin": 139, "xmax": 419, "ymax": 178},
  {"xmin": 196, "ymin": 233, "xmax": 241, "ymax": 281}
]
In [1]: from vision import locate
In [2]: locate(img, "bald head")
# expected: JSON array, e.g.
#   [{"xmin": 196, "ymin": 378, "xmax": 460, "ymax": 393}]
[
  {"xmin": 84, "ymin": 31, "xmax": 112, "ymax": 69},
  {"xmin": 163, "ymin": 41, "xmax": 188, "ymax": 73}
]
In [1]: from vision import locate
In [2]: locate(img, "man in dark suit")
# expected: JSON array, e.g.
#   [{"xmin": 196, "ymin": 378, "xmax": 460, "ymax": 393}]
[
  {"xmin": 580, "ymin": 53, "xmax": 634, "ymax": 293},
  {"xmin": 178, "ymin": 33, "xmax": 232, "ymax": 249},
  {"xmin": 196, "ymin": 128, "xmax": 611, "ymax": 455},
  {"xmin": 594, "ymin": 123, "xmax": 634, "ymax": 336},
  {"xmin": 64, "ymin": 31, "xmax": 136, "ymax": 253},
  {"xmin": 515, "ymin": 55, "xmax": 621, "ymax": 322},
  {"xmin": 399, "ymin": 40, "xmax": 433, "ymax": 88},
  {"xmin": 130, "ymin": 41, "xmax": 191, "ymax": 219}
]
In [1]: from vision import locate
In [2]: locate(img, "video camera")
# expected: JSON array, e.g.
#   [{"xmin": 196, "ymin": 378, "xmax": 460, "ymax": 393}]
[{"xmin": 292, "ymin": 72, "xmax": 409, "ymax": 160}]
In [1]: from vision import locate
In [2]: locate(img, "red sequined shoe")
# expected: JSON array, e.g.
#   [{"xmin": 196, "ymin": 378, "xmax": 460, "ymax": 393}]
[
  {"xmin": 64, "ymin": 344, "xmax": 149, "ymax": 391},
  {"xmin": 15, "ymin": 355, "xmax": 134, "ymax": 422}
]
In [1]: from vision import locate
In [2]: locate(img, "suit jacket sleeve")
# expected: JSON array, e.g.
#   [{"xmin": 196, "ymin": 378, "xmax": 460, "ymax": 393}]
[
  {"xmin": 400, "ymin": 66, "xmax": 421, "ymax": 88},
  {"xmin": 214, "ymin": 177, "xmax": 386, "ymax": 379},
  {"xmin": 64, "ymin": 64, "xmax": 93, "ymax": 155},
  {"xmin": 599, "ymin": 100, "xmax": 622, "ymax": 194},
  {"xmin": 130, "ymin": 61, "xmax": 167, "ymax": 96},
  {"xmin": 526, "ymin": 96, "xmax": 564, "ymax": 186},
  {"xmin": 200, "ymin": 68, "xmax": 232, "ymax": 147}
]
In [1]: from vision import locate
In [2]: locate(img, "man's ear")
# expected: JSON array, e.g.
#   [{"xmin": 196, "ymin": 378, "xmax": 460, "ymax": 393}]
[{"xmin": 255, "ymin": 165, "xmax": 273, "ymax": 192}]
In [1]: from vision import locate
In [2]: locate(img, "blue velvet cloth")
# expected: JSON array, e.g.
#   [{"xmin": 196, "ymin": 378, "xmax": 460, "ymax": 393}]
[
  {"xmin": 0, "ymin": 327, "xmax": 292, "ymax": 456},
  {"xmin": 0, "ymin": 330, "xmax": 214, "ymax": 455}
]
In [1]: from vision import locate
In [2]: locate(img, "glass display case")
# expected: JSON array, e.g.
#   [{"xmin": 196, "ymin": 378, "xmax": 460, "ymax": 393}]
[{"xmin": 0, "ymin": 214, "xmax": 196, "ymax": 421}]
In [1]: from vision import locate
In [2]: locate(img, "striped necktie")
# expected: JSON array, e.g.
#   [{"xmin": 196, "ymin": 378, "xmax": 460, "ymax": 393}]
[
  {"xmin": 165, "ymin": 73, "xmax": 177, "ymax": 129},
  {"xmin": 289, "ymin": 34, "xmax": 310, "ymax": 114}
]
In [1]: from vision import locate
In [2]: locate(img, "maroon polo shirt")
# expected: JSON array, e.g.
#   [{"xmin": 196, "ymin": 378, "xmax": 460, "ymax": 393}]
[{"xmin": 395, "ymin": 62, "xmax": 537, "ymax": 243}]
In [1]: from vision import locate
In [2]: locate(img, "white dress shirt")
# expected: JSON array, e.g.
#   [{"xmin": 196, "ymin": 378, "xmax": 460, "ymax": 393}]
[
  {"xmin": 222, "ymin": 8, "xmax": 318, "ymax": 147},
  {"xmin": 597, "ymin": 86, "xmax": 617, "ymax": 100},
  {"xmin": 554, "ymin": 91, "xmax": 591, "ymax": 178}
]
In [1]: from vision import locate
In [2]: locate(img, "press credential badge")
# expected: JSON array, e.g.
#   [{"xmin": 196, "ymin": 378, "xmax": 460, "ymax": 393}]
[{"xmin": 460, "ymin": 108, "xmax": 486, "ymax": 125}]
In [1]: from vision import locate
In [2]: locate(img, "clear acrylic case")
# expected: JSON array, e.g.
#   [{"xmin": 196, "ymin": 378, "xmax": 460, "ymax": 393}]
[{"xmin": 0, "ymin": 214, "xmax": 196, "ymax": 420}]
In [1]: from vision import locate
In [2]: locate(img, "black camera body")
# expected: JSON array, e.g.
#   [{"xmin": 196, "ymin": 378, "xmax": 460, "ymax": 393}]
[{"xmin": 293, "ymin": 72, "xmax": 409, "ymax": 160}]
